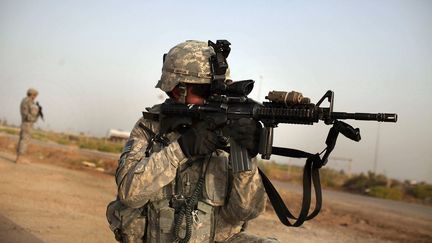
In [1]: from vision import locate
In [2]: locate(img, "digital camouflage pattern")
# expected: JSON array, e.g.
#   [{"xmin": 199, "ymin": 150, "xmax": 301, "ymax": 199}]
[
  {"xmin": 156, "ymin": 40, "xmax": 215, "ymax": 92},
  {"xmin": 27, "ymin": 88, "xmax": 38, "ymax": 97},
  {"xmin": 17, "ymin": 122, "xmax": 33, "ymax": 155},
  {"xmin": 224, "ymin": 232, "xmax": 280, "ymax": 243},
  {"xmin": 106, "ymin": 200, "xmax": 146, "ymax": 243},
  {"xmin": 17, "ymin": 96, "xmax": 40, "ymax": 155},
  {"xmin": 109, "ymin": 104, "xmax": 277, "ymax": 242},
  {"xmin": 20, "ymin": 96, "xmax": 40, "ymax": 123},
  {"xmin": 108, "ymin": 40, "xmax": 278, "ymax": 242}
]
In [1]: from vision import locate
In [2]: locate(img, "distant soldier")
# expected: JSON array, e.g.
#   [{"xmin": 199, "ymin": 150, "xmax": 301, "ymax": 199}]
[{"xmin": 16, "ymin": 88, "xmax": 41, "ymax": 163}]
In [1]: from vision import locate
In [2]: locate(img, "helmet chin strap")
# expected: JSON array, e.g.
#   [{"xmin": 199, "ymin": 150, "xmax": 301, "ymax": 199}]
[{"xmin": 178, "ymin": 83, "xmax": 187, "ymax": 104}]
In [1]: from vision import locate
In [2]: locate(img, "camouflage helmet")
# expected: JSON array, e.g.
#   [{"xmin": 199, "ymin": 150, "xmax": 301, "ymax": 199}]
[
  {"xmin": 27, "ymin": 88, "xmax": 38, "ymax": 96},
  {"xmin": 156, "ymin": 40, "xmax": 231, "ymax": 92}
]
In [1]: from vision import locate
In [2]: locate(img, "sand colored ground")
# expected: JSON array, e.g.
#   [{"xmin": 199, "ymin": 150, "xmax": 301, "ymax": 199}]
[{"xmin": 0, "ymin": 134, "xmax": 431, "ymax": 242}]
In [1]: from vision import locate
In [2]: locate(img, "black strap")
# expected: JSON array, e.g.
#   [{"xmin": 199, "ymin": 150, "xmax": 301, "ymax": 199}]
[
  {"xmin": 138, "ymin": 123, "xmax": 169, "ymax": 157},
  {"xmin": 258, "ymin": 120, "xmax": 359, "ymax": 227},
  {"xmin": 259, "ymin": 150, "xmax": 323, "ymax": 227}
]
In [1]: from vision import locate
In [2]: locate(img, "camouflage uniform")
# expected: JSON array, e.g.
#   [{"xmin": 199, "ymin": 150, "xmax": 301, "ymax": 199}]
[
  {"xmin": 17, "ymin": 91, "xmax": 40, "ymax": 156},
  {"xmin": 107, "ymin": 40, "xmax": 279, "ymax": 242},
  {"xmin": 110, "ymin": 113, "xmax": 278, "ymax": 242}
]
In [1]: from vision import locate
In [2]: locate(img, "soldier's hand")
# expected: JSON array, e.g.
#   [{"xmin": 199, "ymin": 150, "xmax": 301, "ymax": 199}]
[
  {"xmin": 178, "ymin": 121, "xmax": 224, "ymax": 158},
  {"xmin": 227, "ymin": 118, "xmax": 262, "ymax": 157},
  {"xmin": 160, "ymin": 116, "xmax": 192, "ymax": 134}
]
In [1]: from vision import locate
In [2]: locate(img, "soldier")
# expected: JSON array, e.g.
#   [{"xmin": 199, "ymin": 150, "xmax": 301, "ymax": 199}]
[
  {"xmin": 107, "ymin": 40, "xmax": 279, "ymax": 242},
  {"xmin": 16, "ymin": 88, "xmax": 41, "ymax": 164}
]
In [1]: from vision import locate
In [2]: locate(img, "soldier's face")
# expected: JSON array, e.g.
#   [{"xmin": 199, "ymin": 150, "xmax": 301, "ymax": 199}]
[
  {"xmin": 185, "ymin": 85, "xmax": 206, "ymax": 105},
  {"xmin": 30, "ymin": 94, "xmax": 38, "ymax": 100},
  {"xmin": 186, "ymin": 84, "xmax": 210, "ymax": 105},
  {"xmin": 171, "ymin": 84, "xmax": 209, "ymax": 105}
]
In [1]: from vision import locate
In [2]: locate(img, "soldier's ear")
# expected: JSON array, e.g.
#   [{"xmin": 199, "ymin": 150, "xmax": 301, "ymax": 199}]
[{"xmin": 170, "ymin": 86, "xmax": 180, "ymax": 100}]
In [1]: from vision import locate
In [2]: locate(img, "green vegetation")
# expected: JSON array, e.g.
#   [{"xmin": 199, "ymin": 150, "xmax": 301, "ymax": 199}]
[
  {"xmin": 367, "ymin": 186, "xmax": 404, "ymax": 200},
  {"xmin": 34, "ymin": 130, "xmax": 123, "ymax": 153},
  {"xmin": 258, "ymin": 160, "xmax": 303, "ymax": 183},
  {"xmin": 259, "ymin": 160, "xmax": 349, "ymax": 187},
  {"xmin": 78, "ymin": 139, "xmax": 123, "ymax": 153},
  {"xmin": 0, "ymin": 126, "xmax": 19, "ymax": 135},
  {"xmin": 406, "ymin": 183, "xmax": 432, "ymax": 201},
  {"xmin": 259, "ymin": 160, "xmax": 432, "ymax": 204},
  {"xmin": 0, "ymin": 125, "xmax": 123, "ymax": 154},
  {"xmin": 343, "ymin": 171, "xmax": 388, "ymax": 193},
  {"xmin": 320, "ymin": 168, "xmax": 349, "ymax": 188}
]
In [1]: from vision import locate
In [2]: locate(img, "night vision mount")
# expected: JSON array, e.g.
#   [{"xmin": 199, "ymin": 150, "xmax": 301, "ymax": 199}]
[{"xmin": 208, "ymin": 40, "xmax": 231, "ymax": 94}]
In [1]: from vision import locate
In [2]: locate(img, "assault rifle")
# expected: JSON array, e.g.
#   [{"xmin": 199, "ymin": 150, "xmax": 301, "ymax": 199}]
[
  {"xmin": 36, "ymin": 101, "xmax": 44, "ymax": 121},
  {"xmin": 143, "ymin": 80, "xmax": 397, "ymax": 227},
  {"xmin": 143, "ymin": 39, "xmax": 397, "ymax": 228},
  {"xmin": 150, "ymin": 80, "xmax": 397, "ymax": 172}
]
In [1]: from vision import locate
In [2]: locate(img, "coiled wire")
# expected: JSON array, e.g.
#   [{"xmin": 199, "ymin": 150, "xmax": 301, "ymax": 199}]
[{"xmin": 173, "ymin": 177, "xmax": 205, "ymax": 243}]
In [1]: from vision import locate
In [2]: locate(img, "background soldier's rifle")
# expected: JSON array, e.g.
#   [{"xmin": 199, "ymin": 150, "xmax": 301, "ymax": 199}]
[{"xmin": 36, "ymin": 101, "xmax": 44, "ymax": 121}]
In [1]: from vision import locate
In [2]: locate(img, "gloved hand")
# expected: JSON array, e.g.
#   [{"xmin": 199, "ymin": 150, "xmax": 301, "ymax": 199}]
[
  {"xmin": 178, "ymin": 122, "xmax": 224, "ymax": 158},
  {"xmin": 160, "ymin": 116, "xmax": 192, "ymax": 134},
  {"xmin": 227, "ymin": 118, "xmax": 262, "ymax": 157}
]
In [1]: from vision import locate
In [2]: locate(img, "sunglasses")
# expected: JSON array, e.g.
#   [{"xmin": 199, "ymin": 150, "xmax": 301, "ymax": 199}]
[{"xmin": 189, "ymin": 84, "xmax": 211, "ymax": 97}]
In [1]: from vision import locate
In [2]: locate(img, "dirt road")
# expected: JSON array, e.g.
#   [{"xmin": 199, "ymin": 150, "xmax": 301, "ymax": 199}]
[
  {"xmin": 0, "ymin": 151, "xmax": 117, "ymax": 243},
  {"xmin": 0, "ymin": 149, "xmax": 431, "ymax": 243}
]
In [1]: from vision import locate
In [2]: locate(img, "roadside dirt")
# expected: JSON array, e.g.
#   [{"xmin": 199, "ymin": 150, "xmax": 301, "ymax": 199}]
[{"xmin": 0, "ymin": 134, "xmax": 431, "ymax": 243}]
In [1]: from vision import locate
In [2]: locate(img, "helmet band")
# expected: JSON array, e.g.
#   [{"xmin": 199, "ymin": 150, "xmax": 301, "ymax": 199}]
[{"xmin": 162, "ymin": 67, "xmax": 212, "ymax": 79}]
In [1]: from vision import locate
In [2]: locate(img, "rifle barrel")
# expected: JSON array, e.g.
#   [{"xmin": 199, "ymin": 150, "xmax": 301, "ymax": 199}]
[{"xmin": 331, "ymin": 112, "xmax": 397, "ymax": 122}]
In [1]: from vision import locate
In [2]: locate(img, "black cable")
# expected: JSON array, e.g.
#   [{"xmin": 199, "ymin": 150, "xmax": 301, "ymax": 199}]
[{"xmin": 173, "ymin": 156, "xmax": 211, "ymax": 242}]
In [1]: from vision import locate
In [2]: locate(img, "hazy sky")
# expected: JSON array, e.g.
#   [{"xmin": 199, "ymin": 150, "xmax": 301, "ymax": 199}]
[{"xmin": 1, "ymin": 0, "xmax": 431, "ymax": 183}]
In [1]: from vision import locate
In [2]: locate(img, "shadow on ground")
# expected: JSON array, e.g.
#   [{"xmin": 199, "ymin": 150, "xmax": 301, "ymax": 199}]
[
  {"xmin": 0, "ymin": 153, "xmax": 15, "ymax": 163},
  {"xmin": 0, "ymin": 214, "xmax": 44, "ymax": 243}
]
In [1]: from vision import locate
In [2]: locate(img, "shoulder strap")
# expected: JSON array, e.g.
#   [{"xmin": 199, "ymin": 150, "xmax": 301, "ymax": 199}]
[
  {"xmin": 258, "ymin": 120, "xmax": 360, "ymax": 227},
  {"xmin": 259, "ymin": 149, "xmax": 323, "ymax": 227},
  {"xmin": 138, "ymin": 122, "xmax": 169, "ymax": 157}
]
